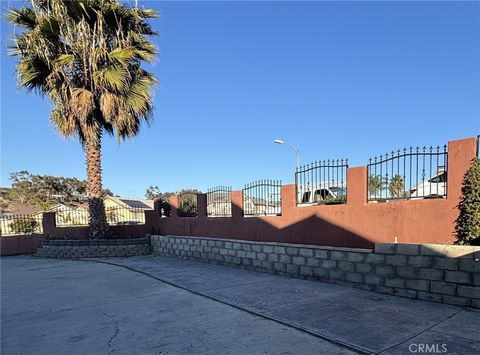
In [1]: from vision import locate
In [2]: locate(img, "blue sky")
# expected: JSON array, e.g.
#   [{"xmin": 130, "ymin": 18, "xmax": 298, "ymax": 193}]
[{"xmin": 1, "ymin": 1, "xmax": 479, "ymax": 197}]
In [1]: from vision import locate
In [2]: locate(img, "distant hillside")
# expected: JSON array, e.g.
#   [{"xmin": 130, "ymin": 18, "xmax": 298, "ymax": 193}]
[
  {"xmin": 0, "ymin": 187, "xmax": 90, "ymax": 215},
  {"xmin": 0, "ymin": 187, "xmax": 40, "ymax": 214},
  {"xmin": 1, "ymin": 171, "xmax": 116, "ymax": 216}
]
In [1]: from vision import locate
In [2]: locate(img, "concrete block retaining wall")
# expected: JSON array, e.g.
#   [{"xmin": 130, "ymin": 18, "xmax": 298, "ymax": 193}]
[
  {"xmin": 151, "ymin": 235, "xmax": 480, "ymax": 309},
  {"xmin": 35, "ymin": 238, "xmax": 152, "ymax": 258}
]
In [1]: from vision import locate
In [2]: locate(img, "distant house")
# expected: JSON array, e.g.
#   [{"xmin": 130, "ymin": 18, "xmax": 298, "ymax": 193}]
[
  {"xmin": 47, "ymin": 203, "xmax": 89, "ymax": 226},
  {"xmin": 0, "ymin": 205, "xmax": 45, "ymax": 235},
  {"xmin": 243, "ymin": 196, "xmax": 281, "ymax": 216},
  {"xmin": 103, "ymin": 196, "xmax": 153, "ymax": 225},
  {"xmin": 206, "ymin": 191, "xmax": 232, "ymax": 216}
]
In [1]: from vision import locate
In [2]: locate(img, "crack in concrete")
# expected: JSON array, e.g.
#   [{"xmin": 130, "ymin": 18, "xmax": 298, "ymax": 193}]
[
  {"xmin": 80, "ymin": 258, "xmax": 370, "ymax": 355},
  {"xmin": 77, "ymin": 296, "xmax": 120, "ymax": 354},
  {"xmin": 376, "ymin": 308, "xmax": 465, "ymax": 354},
  {"xmin": 429, "ymin": 329, "xmax": 480, "ymax": 344},
  {"xmin": 84, "ymin": 257, "xmax": 480, "ymax": 355},
  {"xmin": 26, "ymin": 265, "xmax": 70, "ymax": 271}
]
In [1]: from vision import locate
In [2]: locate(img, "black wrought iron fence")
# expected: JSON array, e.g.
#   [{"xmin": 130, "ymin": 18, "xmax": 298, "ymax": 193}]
[
  {"xmin": 367, "ymin": 145, "xmax": 448, "ymax": 201},
  {"xmin": 105, "ymin": 206, "xmax": 147, "ymax": 225},
  {"xmin": 55, "ymin": 207, "xmax": 89, "ymax": 226},
  {"xmin": 178, "ymin": 192, "xmax": 198, "ymax": 217},
  {"xmin": 0, "ymin": 213, "xmax": 43, "ymax": 236},
  {"xmin": 243, "ymin": 180, "xmax": 282, "ymax": 216},
  {"xmin": 295, "ymin": 159, "xmax": 348, "ymax": 205},
  {"xmin": 207, "ymin": 186, "xmax": 232, "ymax": 217}
]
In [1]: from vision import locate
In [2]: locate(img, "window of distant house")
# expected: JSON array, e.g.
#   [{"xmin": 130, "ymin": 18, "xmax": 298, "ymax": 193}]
[{"xmin": 302, "ymin": 191, "xmax": 311, "ymax": 203}]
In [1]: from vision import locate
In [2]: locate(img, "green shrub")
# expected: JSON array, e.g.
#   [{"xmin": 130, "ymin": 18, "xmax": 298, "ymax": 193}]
[
  {"xmin": 316, "ymin": 195, "xmax": 347, "ymax": 205},
  {"xmin": 178, "ymin": 193, "xmax": 197, "ymax": 216},
  {"xmin": 160, "ymin": 201, "xmax": 171, "ymax": 217},
  {"xmin": 455, "ymin": 157, "xmax": 480, "ymax": 245},
  {"xmin": 9, "ymin": 218, "xmax": 39, "ymax": 234}
]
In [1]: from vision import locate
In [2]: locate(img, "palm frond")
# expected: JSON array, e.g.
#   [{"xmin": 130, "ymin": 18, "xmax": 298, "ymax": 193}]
[
  {"xmin": 50, "ymin": 108, "xmax": 77, "ymax": 139},
  {"xmin": 94, "ymin": 65, "xmax": 128, "ymax": 91},
  {"xmin": 99, "ymin": 91, "xmax": 118, "ymax": 123},
  {"xmin": 8, "ymin": 0, "xmax": 158, "ymax": 144},
  {"xmin": 136, "ymin": 9, "xmax": 158, "ymax": 19},
  {"xmin": 16, "ymin": 57, "xmax": 50, "ymax": 93},
  {"xmin": 109, "ymin": 47, "xmax": 136, "ymax": 64},
  {"xmin": 55, "ymin": 54, "xmax": 74, "ymax": 67},
  {"xmin": 6, "ymin": 8, "xmax": 37, "ymax": 29},
  {"xmin": 37, "ymin": 16, "xmax": 61, "ymax": 39},
  {"xmin": 70, "ymin": 88, "xmax": 94, "ymax": 121}
]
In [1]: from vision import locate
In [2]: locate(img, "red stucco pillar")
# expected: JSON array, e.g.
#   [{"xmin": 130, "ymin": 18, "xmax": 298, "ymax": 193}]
[
  {"xmin": 231, "ymin": 190, "xmax": 243, "ymax": 220},
  {"xmin": 446, "ymin": 137, "xmax": 477, "ymax": 204},
  {"xmin": 347, "ymin": 166, "xmax": 367, "ymax": 206},
  {"xmin": 169, "ymin": 195, "xmax": 179, "ymax": 218},
  {"xmin": 145, "ymin": 209, "xmax": 160, "ymax": 234},
  {"xmin": 197, "ymin": 193, "xmax": 207, "ymax": 218},
  {"xmin": 281, "ymin": 184, "xmax": 296, "ymax": 216},
  {"xmin": 42, "ymin": 212, "xmax": 56, "ymax": 237}
]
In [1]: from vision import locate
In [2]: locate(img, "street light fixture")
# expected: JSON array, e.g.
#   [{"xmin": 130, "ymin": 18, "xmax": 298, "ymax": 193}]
[{"xmin": 274, "ymin": 138, "xmax": 301, "ymax": 171}]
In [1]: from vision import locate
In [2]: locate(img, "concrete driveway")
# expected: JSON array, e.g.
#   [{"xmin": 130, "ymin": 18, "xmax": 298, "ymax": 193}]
[{"xmin": 2, "ymin": 256, "xmax": 479, "ymax": 354}]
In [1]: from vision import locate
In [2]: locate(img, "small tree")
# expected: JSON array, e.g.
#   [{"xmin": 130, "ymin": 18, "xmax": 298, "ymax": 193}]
[
  {"xmin": 177, "ymin": 189, "xmax": 201, "ymax": 217},
  {"xmin": 455, "ymin": 157, "xmax": 480, "ymax": 245},
  {"xmin": 9, "ymin": 218, "xmax": 39, "ymax": 235},
  {"xmin": 145, "ymin": 185, "xmax": 162, "ymax": 199},
  {"xmin": 9, "ymin": 171, "xmax": 34, "ymax": 203},
  {"xmin": 389, "ymin": 175, "xmax": 405, "ymax": 198},
  {"xmin": 145, "ymin": 186, "xmax": 173, "ymax": 217},
  {"xmin": 368, "ymin": 175, "xmax": 383, "ymax": 197}
]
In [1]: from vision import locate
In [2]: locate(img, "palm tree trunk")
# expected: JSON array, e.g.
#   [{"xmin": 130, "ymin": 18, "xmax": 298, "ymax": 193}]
[{"xmin": 85, "ymin": 132, "xmax": 110, "ymax": 238}]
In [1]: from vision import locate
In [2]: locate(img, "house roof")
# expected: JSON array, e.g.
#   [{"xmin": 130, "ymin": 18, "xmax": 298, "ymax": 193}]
[
  {"xmin": 106, "ymin": 196, "xmax": 154, "ymax": 209},
  {"xmin": 47, "ymin": 203, "xmax": 88, "ymax": 211},
  {"xmin": 48, "ymin": 203, "xmax": 71, "ymax": 211},
  {"xmin": 244, "ymin": 196, "xmax": 281, "ymax": 207},
  {"xmin": 207, "ymin": 192, "xmax": 231, "ymax": 204}
]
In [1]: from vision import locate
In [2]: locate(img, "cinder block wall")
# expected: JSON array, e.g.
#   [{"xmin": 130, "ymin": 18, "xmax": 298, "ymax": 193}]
[
  {"xmin": 151, "ymin": 235, "xmax": 480, "ymax": 309},
  {"xmin": 35, "ymin": 238, "xmax": 152, "ymax": 258}
]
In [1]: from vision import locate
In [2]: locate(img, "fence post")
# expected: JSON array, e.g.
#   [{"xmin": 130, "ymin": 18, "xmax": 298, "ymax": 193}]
[
  {"xmin": 42, "ymin": 212, "xmax": 56, "ymax": 237},
  {"xmin": 281, "ymin": 184, "xmax": 296, "ymax": 215},
  {"xmin": 231, "ymin": 190, "xmax": 244, "ymax": 220},
  {"xmin": 152, "ymin": 197, "xmax": 162, "ymax": 213},
  {"xmin": 197, "ymin": 193, "xmax": 207, "ymax": 218},
  {"xmin": 145, "ymin": 199, "xmax": 161, "ymax": 234},
  {"xmin": 446, "ymin": 137, "xmax": 477, "ymax": 204},
  {"xmin": 347, "ymin": 166, "xmax": 367, "ymax": 206},
  {"xmin": 169, "ymin": 195, "xmax": 179, "ymax": 218}
]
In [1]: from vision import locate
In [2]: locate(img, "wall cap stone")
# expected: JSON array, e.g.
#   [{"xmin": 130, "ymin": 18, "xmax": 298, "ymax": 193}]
[
  {"xmin": 375, "ymin": 242, "xmax": 479, "ymax": 259},
  {"xmin": 420, "ymin": 244, "xmax": 480, "ymax": 258},
  {"xmin": 154, "ymin": 235, "xmax": 373, "ymax": 253}
]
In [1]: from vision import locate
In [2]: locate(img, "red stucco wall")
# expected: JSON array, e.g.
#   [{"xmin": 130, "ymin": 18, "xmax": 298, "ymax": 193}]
[
  {"xmin": 1, "ymin": 137, "xmax": 476, "ymax": 256},
  {"xmin": 157, "ymin": 137, "xmax": 477, "ymax": 249}
]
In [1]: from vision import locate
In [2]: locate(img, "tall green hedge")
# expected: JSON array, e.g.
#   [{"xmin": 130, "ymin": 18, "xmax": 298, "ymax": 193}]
[{"xmin": 455, "ymin": 157, "xmax": 480, "ymax": 245}]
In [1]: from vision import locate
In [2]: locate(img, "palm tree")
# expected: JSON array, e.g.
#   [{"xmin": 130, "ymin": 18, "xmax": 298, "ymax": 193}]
[
  {"xmin": 8, "ymin": 0, "xmax": 158, "ymax": 238},
  {"xmin": 368, "ymin": 175, "xmax": 383, "ymax": 198},
  {"xmin": 389, "ymin": 174, "xmax": 405, "ymax": 198}
]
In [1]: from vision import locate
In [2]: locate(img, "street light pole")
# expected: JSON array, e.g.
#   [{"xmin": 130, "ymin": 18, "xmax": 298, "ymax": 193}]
[{"xmin": 274, "ymin": 139, "xmax": 301, "ymax": 171}]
